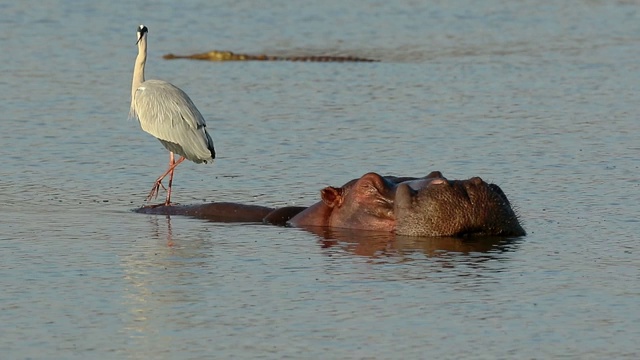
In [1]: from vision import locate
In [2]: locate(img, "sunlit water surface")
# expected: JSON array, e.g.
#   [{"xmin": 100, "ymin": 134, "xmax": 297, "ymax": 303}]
[{"xmin": 1, "ymin": 0, "xmax": 639, "ymax": 358}]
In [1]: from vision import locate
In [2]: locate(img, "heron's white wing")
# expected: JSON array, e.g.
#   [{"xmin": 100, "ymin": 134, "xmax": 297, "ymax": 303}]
[{"xmin": 132, "ymin": 80, "xmax": 214, "ymax": 162}]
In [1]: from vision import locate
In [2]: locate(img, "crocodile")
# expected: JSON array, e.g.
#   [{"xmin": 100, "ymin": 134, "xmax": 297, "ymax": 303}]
[{"xmin": 163, "ymin": 50, "xmax": 379, "ymax": 62}]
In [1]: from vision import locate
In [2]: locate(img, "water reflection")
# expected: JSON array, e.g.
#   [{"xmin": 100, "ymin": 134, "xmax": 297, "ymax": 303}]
[
  {"xmin": 303, "ymin": 226, "xmax": 521, "ymax": 262},
  {"xmin": 118, "ymin": 215, "xmax": 214, "ymax": 357},
  {"xmin": 147, "ymin": 214, "xmax": 175, "ymax": 247}
]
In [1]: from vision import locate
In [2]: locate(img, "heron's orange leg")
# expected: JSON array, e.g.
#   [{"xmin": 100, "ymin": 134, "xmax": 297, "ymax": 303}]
[
  {"xmin": 146, "ymin": 152, "xmax": 186, "ymax": 203},
  {"xmin": 164, "ymin": 157, "xmax": 179, "ymax": 206}
]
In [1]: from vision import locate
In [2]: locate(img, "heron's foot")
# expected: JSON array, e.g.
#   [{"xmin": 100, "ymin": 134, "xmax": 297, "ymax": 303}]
[
  {"xmin": 146, "ymin": 180, "xmax": 167, "ymax": 202},
  {"xmin": 141, "ymin": 202, "xmax": 168, "ymax": 209},
  {"xmin": 140, "ymin": 201, "xmax": 178, "ymax": 209}
]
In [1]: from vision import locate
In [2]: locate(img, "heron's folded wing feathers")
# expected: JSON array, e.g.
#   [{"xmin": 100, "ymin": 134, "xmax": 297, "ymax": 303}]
[{"xmin": 132, "ymin": 80, "xmax": 214, "ymax": 162}]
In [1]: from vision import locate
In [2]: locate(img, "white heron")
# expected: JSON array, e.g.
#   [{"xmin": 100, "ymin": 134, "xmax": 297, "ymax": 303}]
[{"xmin": 130, "ymin": 25, "xmax": 216, "ymax": 206}]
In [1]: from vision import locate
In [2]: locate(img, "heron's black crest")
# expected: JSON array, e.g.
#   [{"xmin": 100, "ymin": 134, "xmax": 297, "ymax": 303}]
[{"xmin": 137, "ymin": 25, "xmax": 148, "ymax": 34}]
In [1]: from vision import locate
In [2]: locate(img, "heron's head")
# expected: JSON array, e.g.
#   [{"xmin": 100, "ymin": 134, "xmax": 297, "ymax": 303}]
[{"xmin": 136, "ymin": 25, "xmax": 148, "ymax": 45}]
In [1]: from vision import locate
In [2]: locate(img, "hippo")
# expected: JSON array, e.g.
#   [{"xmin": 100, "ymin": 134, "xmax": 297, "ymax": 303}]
[{"xmin": 136, "ymin": 171, "xmax": 525, "ymax": 237}]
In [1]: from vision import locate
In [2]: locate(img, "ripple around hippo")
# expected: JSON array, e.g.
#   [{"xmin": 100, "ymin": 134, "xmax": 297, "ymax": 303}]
[{"xmin": 135, "ymin": 171, "xmax": 525, "ymax": 238}]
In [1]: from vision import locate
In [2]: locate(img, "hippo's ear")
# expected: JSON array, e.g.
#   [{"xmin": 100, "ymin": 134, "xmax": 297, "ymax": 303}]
[{"xmin": 321, "ymin": 186, "xmax": 344, "ymax": 208}]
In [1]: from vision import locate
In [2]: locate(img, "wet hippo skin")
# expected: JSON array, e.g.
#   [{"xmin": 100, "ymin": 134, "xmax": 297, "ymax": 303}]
[{"xmin": 136, "ymin": 171, "xmax": 525, "ymax": 237}]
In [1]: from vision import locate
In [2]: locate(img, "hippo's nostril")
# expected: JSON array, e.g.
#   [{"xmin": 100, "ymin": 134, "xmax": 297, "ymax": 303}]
[
  {"xmin": 430, "ymin": 178, "xmax": 447, "ymax": 185},
  {"xmin": 469, "ymin": 177, "xmax": 484, "ymax": 186},
  {"xmin": 426, "ymin": 171, "xmax": 444, "ymax": 179}
]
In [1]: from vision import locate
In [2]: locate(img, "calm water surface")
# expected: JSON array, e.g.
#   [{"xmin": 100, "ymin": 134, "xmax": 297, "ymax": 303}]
[{"xmin": 1, "ymin": 0, "xmax": 639, "ymax": 358}]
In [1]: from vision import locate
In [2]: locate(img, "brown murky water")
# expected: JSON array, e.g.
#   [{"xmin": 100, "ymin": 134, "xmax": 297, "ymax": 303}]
[{"xmin": 1, "ymin": 0, "xmax": 639, "ymax": 358}]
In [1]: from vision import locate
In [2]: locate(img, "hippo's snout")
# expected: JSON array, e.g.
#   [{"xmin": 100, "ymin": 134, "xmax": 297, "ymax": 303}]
[{"xmin": 393, "ymin": 176, "xmax": 525, "ymax": 237}]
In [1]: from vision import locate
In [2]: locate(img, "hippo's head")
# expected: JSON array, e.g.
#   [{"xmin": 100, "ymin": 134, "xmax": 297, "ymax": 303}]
[
  {"xmin": 289, "ymin": 171, "xmax": 525, "ymax": 237},
  {"xmin": 288, "ymin": 172, "xmax": 399, "ymax": 232},
  {"xmin": 394, "ymin": 175, "xmax": 525, "ymax": 237}
]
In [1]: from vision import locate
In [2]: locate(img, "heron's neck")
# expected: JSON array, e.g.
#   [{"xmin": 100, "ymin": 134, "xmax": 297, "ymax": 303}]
[{"xmin": 131, "ymin": 38, "xmax": 147, "ymax": 104}]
